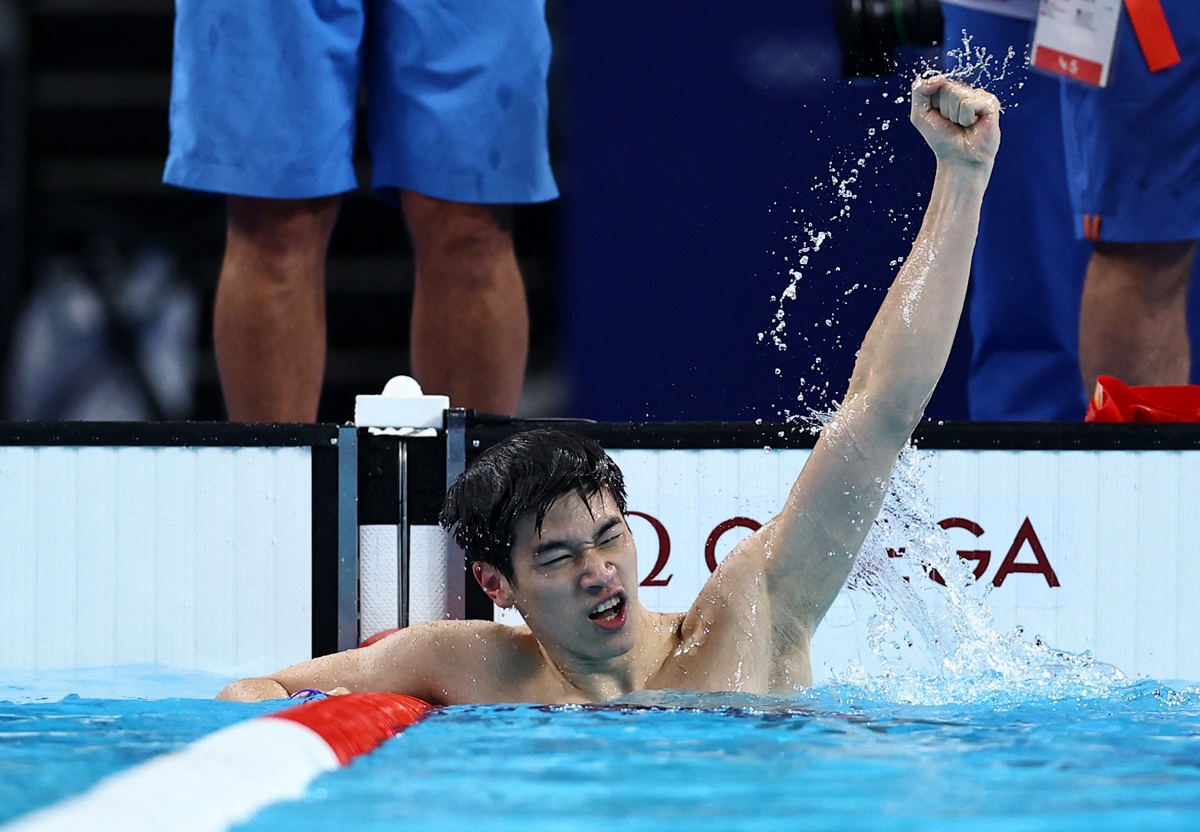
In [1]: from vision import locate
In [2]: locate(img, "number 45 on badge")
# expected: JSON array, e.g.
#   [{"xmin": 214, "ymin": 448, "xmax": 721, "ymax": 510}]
[{"xmin": 1031, "ymin": 0, "xmax": 1181, "ymax": 87}]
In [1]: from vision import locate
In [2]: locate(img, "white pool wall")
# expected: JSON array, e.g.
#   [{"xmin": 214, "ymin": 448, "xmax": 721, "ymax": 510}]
[{"xmin": 0, "ymin": 446, "xmax": 313, "ymax": 676}]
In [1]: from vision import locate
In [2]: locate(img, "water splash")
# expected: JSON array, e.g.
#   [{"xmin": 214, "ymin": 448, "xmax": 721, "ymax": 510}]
[
  {"xmin": 943, "ymin": 29, "xmax": 1019, "ymax": 90},
  {"xmin": 760, "ymin": 95, "xmax": 907, "ymax": 412},
  {"xmin": 760, "ymin": 37, "xmax": 1110, "ymax": 704},
  {"xmin": 823, "ymin": 441, "xmax": 1127, "ymax": 706},
  {"xmin": 762, "ymin": 33, "xmax": 1024, "ymax": 418}
]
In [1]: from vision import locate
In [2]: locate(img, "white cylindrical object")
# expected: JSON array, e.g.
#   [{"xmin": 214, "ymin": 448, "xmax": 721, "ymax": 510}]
[
  {"xmin": 3, "ymin": 694, "xmax": 432, "ymax": 832},
  {"xmin": 4, "ymin": 719, "xmax": 336, "ymax": 832}
]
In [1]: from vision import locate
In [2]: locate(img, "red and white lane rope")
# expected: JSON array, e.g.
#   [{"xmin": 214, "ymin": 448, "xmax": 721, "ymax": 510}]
[{"xmin": 4, "ymin": 693, "xmax": 433, "ymax": 832}]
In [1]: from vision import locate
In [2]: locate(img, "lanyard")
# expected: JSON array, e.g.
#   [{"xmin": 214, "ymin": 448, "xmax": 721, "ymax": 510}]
[{"xmin": 1124, "ymin": 0, "xmax": 1181, "ymax": 72}]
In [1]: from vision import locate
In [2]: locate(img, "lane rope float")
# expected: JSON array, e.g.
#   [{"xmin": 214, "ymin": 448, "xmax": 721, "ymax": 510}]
[{"xmin": 3, "ymin": 692, "xmax": 433, "ymax": 832}]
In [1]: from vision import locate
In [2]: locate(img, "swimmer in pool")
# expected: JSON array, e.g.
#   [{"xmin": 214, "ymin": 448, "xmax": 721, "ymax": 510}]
[{"xmin": 218, "ymin": 75, "xmax": 1000, "ymax": 704}]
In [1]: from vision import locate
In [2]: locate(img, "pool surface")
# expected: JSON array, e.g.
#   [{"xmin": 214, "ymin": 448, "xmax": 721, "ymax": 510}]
[{"xmin": 3, "ymin": 671, "xmax": 1200, "ymax": 831}]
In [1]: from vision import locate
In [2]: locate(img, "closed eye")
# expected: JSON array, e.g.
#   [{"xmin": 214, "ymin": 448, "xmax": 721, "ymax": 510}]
[
  {"xmin": 594, "ymin": 517, "xmax": 624, "ymax": 547},
  {"xmin": 532, "ymin": 533, "xmax": 575, "ymax": 564}
]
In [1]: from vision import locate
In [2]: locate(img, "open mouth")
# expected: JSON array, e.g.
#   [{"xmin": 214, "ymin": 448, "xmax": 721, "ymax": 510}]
[{"xmin": 588, "ymin": 594, "xmax": 627, "ymax": 630}]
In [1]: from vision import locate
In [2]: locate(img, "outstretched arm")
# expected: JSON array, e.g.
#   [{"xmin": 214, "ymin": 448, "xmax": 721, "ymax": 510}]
[
  {"xmin": 729, "ymin": 76, "xmax": 1001, "ymax": 652},
  {"xmin": 214, "ymin": 620, "xmax": 484, "ymax": 703},
  {"xmin": 215, "ymin": 630, "xmax": 426, "ymax": 702}
]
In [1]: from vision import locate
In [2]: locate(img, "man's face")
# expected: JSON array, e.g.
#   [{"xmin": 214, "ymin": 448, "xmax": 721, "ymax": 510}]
[{"xmin": 495, "ymin": 489, "xmax": 640, "ymax": 663}]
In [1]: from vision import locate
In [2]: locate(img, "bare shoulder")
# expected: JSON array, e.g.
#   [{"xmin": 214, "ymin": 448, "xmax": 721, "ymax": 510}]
[
  {"xmin": 662, "ymin": 526, "xmax": 814, "ymax": 691},
  {"xmin": 378, "ymin": 618, "xmax": 525, "ymax": 645},
  {"xmin": 681, "ymin": 526, "xmax": 774, "ymax": 631},
  {"xmin": 366, "ymin": 619, "xmax": 543, "ymax": 703},
  {"xmin": 371, "ymin": 619, "xmax": 532, "ymax": 665}
]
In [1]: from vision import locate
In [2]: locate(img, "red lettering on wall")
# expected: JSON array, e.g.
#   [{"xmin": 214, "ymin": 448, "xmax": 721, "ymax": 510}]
[
  {"xmin": 628, "ymin": 511, "xmax": 673, "ymax": 586},
  {"xmin": 625, "ymin": 511, "xmax": 1059, "ymax": 592},
  {"xmin": 992, "ymin": 517, "xmax": 1060, "ymax": 588},
  {"xmin": 704, "ymin": 517, "xmax": 763, "ymax": 572},
  {"xmin": 930, "ymin": 517, "xmax": 991, "ymax": 585}
]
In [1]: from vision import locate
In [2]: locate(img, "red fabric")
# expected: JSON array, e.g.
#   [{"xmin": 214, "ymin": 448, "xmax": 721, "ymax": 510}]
[
  {"xmin": 268, "ymin": 692, "xmax": 433, "ymax": 765},
  {"xmin": 358, "ymin": 627, "xmax": 402, "ymax": 648},
  {"xmin": 1086, "ymin": 375, "xmax": 1200, "ymax": 422},
  {"xmin": 1124, "ymin": 0, "xmax": 1182, "ymax": 72}
]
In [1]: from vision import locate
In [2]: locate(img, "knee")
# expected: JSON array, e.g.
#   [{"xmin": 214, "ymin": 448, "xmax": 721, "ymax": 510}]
[
  {"xmin": 1093, "ymin": 240, "xmax": 1197, "ymax": 299},
  {"xmin": 225, "ymin": 196, "xmax": 340, "ymax": 277},
  {"xmin": 403, "ymin": 195, "xmax": 516, "ymax": 287}
]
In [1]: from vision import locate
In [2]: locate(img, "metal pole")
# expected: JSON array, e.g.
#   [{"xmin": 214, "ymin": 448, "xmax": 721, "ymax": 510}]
[
  {"xmin": 444, "ymin": 409, "xmax": 468, "ymax": 619},
  {"xmin": 397, "ymin": 439, "xmax": 410, "ymax": 627},
  {"xmin": 335, "ymin": 425, "xmax": 359, "ymax": 651}
]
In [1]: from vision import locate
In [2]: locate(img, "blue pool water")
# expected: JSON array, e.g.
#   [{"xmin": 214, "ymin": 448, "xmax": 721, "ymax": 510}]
[{"xmin": 3, "ymin": 671, "xmax": 1200, "ymax": 831}]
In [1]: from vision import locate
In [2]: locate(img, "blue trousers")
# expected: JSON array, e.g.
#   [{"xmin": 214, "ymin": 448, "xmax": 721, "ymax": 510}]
[{"xmin": 944, "ymin": 7, "xmax": 1092, "ymax": 420}]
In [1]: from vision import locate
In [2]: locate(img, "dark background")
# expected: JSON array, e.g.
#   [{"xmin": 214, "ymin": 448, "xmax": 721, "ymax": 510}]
[
  {"xmin": 559, "ymin": 2, "xmax": 962, "ymax": 422},
  {"xmin": 0, "ymin": 0, "xmax": 1108, "ymax": 426}
]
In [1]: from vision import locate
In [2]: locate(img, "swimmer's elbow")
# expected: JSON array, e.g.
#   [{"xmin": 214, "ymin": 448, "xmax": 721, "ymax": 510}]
[
  {"xmin": 836, "ymin": 385, "xmax": 929, "ymax": 444},
  {"xmin": 215, "ymin": 677, "xmax": 289, "ymax": 702}
]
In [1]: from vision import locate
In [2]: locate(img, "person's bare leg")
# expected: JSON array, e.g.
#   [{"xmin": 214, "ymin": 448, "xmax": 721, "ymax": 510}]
[
  {"xmin": 402, "ymin": 191, "xmax": 528, "ymax": 415},
  {"xmin": 214, "ymin": 195, "xmax": 341, "ymax": 422},
  {"xmin": 1079, "ymin": 239, "xmax": 1196, "ymax": 395}
]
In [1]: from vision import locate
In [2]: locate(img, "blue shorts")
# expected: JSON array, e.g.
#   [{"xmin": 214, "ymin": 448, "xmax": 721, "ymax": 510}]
[
  {"xmin": 163, "ymin": 0, "xmax": 558, "ymax": 205},
  {"xmin": 1059, "ymin": 0, "xmax": 1200, "ymax": 242}
]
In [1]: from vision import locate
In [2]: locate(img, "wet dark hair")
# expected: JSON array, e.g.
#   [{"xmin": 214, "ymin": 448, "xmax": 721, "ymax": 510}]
[{"xmin": 439, "ymin": 428, "xmax": 627, "ymax": 583}]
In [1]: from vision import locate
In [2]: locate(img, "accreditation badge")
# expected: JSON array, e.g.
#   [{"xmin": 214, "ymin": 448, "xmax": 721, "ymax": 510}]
[{"xmin": 1031, "ymin": 0, "xmax": 1123, "ymax": 86}]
